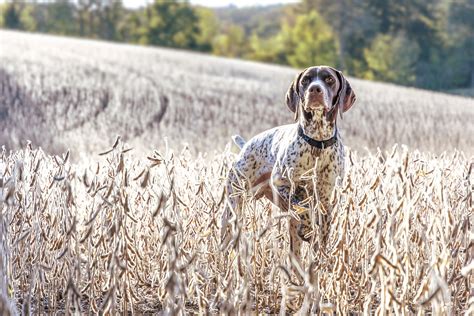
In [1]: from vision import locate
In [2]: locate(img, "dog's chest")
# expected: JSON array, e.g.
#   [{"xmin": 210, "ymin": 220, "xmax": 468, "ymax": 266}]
[{"xmin": 285, "ymin": 139, "xmax": 342, "ymax": 181}]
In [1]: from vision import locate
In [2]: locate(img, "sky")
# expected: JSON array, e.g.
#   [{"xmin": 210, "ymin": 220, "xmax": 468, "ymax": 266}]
[{"xmin": 123, "ymin": 0, "xmax": 299, "ymax": 8}]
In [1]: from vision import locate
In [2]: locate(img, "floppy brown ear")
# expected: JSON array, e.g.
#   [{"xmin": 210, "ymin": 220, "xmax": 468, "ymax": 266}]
[
  {"xmin": 285, "ymin": 69, "xmax": 306, "ymax": 121},
  {"xmin": 332, "ymin": 69, "xmax": 356, "ymax": 116},
  {"xmin": 341, "ymin": 78, "xmax": 356, "ymax": 113}
]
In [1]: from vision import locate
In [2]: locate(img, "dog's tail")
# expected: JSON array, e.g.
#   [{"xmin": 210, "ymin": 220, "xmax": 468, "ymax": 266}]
[{"xmin": 231, "ymin": 135, "xmax": 246, "ymax": 150}]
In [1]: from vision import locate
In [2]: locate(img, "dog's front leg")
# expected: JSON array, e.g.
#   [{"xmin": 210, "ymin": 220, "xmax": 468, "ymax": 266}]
[
  {"xmin": 270, "ymin": 172, "xmax": 304, "ymax": 258},
  {"xmin": 287, "ymin": 185, "xmax": 314, "ymax": 244},
  {"xmin": 315, "ymin": 181, "xmax": 335, "ymax": 245},
  {"xmin": 221, "ymin": 168, "xmax": 243, "ymax": 249}
]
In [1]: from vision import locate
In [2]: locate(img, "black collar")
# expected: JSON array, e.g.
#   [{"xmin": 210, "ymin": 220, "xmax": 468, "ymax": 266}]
[{"xmin": 297, "ymin": 125, "xmax": 337, "ymax": 149}]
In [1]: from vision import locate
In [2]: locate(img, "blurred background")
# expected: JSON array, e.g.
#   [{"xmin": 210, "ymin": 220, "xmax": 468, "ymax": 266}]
[{"xmin": 1, "ymin": 0, "xmax": 473, "ymax": 95}]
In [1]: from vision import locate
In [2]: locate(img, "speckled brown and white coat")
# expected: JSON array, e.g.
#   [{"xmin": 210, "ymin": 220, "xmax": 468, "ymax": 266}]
[{"xmin": 221, "ymin": 66, "xmax": 357, "ymax": 258}]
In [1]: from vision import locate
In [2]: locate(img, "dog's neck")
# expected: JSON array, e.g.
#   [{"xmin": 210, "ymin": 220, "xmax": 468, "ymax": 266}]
[{"xmin": 298, "ymin": 108, "xmax": 336, "ymax": 140}]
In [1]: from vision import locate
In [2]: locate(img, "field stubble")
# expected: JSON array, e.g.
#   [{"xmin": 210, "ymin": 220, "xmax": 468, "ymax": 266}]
[{"xmin": 0, "ymin": 138, "xmax": 472, "ymax": 314}]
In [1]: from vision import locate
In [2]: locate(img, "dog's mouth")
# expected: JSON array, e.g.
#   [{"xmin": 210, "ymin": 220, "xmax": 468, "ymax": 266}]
[{"xmin": 302, "ymin": 101, "xmax": 333, "ymax": 121}]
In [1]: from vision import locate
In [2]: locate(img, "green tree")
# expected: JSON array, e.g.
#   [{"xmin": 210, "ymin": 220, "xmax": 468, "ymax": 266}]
[
  {"xmin": 117, "ymin": 10, "xmax": 142, "ymax": 43},
  {"xmin": 366, "ymin": 0, "xmax": 446, "ymax": 88},
  {"xmin": 281, "ymin": 10, "xmax": 338, "ymax": 68},
  {"xmin": 212, "ymin": 24, "xmax": 246, "ymax": 57},
  {"xmin": 367, "ymin": 0, "xmax": 443, "ymax": 53},
  {"xmin": 2, "ymin": 3, "xmax": 22, "ymax": 29},
  {"xmin": 446, "ymin": 0, "xmax": 474, "ymax": 88},
  {"xmin": 246, "ymin": 33, "xmax": 285, "ymax": 63},
  {"xmin": 139, "ymin": 0, "xmax": 200, "ymax": 49},
  {"xmin": 19, "ymin": 4, "xmax": 37, "ymax": 31},
  {"xmin": 302, "ymin": 0, "xmax": 377, "ymax": 73},
  {"xmin": 77, "ymin": 0, "xmax": 93, "ymax": 37},
  {"xmin": 45, "ymin": 0, "xmax": 77, "ymax": 35},
  {"xmin": 363, "ymin": 33, "xmax": 420, "ymax": 85},
  {"xmin": 26, "ymin": 3, "xmax": 49, "ymax": 33},
  {"xmin": 97, "ymin": 0, "xmax": 124, "ymax": 40},
  {"xmin": 195, "ymin": 7, "xmax": 219, "ymax": 52}
]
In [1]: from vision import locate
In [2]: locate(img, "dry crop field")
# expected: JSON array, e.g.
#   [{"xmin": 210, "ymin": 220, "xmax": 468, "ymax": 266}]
[{"xmin": 0, "ymin": 30, "xmax": 473, "ymax": 314}]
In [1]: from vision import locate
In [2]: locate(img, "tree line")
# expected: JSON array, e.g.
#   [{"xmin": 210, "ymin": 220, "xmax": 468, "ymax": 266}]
[{"xmin": 1, "ymin": 0, "xmax": 472, "ymax": 93}]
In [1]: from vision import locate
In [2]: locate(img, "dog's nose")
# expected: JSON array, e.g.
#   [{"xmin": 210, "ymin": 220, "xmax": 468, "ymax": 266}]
[{"xmin": 309, "ymin": 85, "xmax": 322, "ymax": 94}]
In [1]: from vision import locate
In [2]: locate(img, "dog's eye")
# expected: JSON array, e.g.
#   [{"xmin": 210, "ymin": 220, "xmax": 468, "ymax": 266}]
[
  {"xmin": 325, "ymin": 77, "xmax": 335, "ymax": 84},
  {"xmin": 301, "ymin": 76, "xmax": 311, "ymax": 85}
]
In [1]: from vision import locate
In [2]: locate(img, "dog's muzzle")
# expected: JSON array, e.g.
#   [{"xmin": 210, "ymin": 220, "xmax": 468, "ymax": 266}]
[{"xmin": 306, "ymin": 82, "xmax": 331, "ymax": 111}]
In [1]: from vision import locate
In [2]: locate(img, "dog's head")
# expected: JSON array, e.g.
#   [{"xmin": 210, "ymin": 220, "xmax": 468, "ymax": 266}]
[{"xmin": 285, "ymin": 66, "xmax": 356, "ymax": 122}]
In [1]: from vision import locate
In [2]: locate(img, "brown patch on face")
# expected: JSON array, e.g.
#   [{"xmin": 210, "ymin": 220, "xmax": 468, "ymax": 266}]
[
  {"xmin": 285, "ymin": 68, "xmax": 308, "ymax": 121},
  {"xmin": 322, "ymin": 67, "xmax": 342, "ymax": 106},
  {"xmin": 328, "ymin": 66, "xmax": 356, "ymax": 118}
]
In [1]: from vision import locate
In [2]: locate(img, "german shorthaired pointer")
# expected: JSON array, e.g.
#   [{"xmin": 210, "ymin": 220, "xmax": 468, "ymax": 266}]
[{"xmin": 221, "ymin": 66, "xmax": 356, "ymax": 258}]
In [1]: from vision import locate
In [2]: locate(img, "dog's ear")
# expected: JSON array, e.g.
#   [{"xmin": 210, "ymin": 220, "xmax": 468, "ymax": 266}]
[
  {"xmin": 332, "ymin": 69, "xmax": 356, "ymax": 117},
  {"xmin": 285, "ymin": 69, "xmax": 306, "ymax": 121}
]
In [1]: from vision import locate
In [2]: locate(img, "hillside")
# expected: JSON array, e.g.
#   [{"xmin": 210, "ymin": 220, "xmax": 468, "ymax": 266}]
[{"xmin": 1, "ymin": 30, "xmax": 473, "ymax": 157}]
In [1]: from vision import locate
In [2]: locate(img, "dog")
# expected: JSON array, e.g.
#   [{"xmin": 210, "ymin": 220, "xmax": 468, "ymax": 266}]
[{"xmin": 221, "ymin": 66, "xmax": 356, "ymax": 258}]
